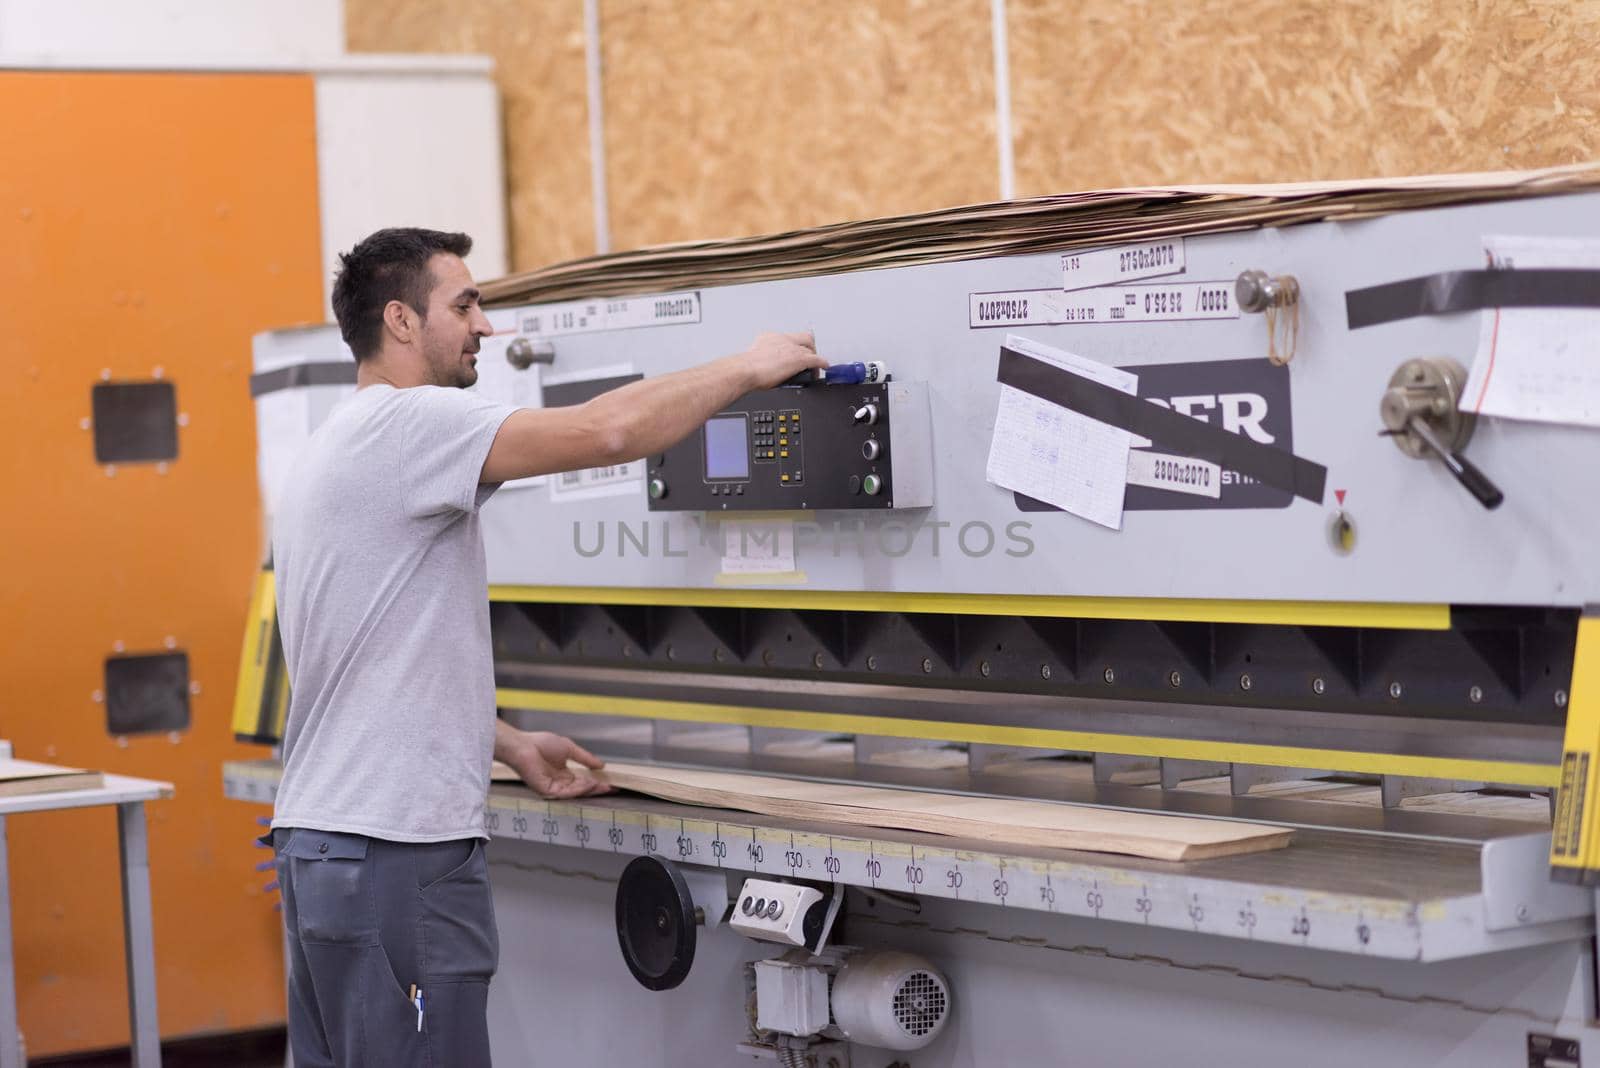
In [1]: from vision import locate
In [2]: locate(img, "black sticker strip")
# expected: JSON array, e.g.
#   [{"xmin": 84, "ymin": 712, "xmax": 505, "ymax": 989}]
[
  {"xmin": 996, "ymin": 347, "xmax": 1327, "ymax": 505},
  {"xmin": 249, "ymin": 361, "xmax": 357, "ymax": 397},
  {"xmin": 1345, "ymin": 268, "xmax": 1600, "ymax": 329},
  {"xmin": 1527, "ymin": 1032, "xmax": 1581, "ymax": 1068}
]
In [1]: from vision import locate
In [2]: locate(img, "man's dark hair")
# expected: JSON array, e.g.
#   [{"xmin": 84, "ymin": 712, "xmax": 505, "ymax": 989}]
[{"xmin": 331, "ymin": 228, "xmax": 474, "ymax": 360}]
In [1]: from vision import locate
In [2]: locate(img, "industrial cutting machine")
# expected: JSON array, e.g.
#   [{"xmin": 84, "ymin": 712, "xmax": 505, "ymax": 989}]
[{"xmin": 229, "ymin": 169, "xmax": 1600, "ymax": 1067}]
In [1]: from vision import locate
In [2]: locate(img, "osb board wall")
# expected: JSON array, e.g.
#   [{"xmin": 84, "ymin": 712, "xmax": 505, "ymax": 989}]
[
  {"xmin": 349, "ymin": 0, "xmax": 1600, "ymax": 269},
  {"xmin": 597, "ymin": 0, "xmax": 998, "ymax": 250},
  {"xmin": 1009, "ymin": 0, "xmax": 1600, "ymax": 195},
  {"xmin": 345, "ymin": 0, "xmax": 595, "ymax": 270}
]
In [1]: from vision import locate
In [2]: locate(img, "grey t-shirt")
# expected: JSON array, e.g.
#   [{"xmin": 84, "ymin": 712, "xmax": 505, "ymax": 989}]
[{"xmin": 270, "ymin": 383, "xmax": 518, "ymax": 842}]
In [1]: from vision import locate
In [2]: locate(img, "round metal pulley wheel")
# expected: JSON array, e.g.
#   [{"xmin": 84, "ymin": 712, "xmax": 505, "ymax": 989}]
[{"xmin": 615, "ymin": 854, "xmax": 699, "ymax": 990}]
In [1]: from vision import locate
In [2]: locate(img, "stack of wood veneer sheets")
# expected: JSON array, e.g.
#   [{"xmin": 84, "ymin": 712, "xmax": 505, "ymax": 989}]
[
  {"xmin": 483, "ymin": 163, "xmax": 1600, "ymax": 307},
  {"xmin": 494, "ymin": 761, "xmax": 1288, "ymax": 861}
]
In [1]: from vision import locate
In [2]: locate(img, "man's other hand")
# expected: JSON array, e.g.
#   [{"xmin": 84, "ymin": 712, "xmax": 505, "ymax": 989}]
[
  {"xmin": 505, "ymin": 731, "xmax": 612, "ymax": 799},
  {"xmin": 741, "ymin": 331, "xmax": 828, "ymax": 389}
]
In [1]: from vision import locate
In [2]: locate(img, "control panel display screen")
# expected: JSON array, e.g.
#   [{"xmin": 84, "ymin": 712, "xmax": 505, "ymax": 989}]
[{"xmin": 703, "ymin": 415, "xmax": 749, "ymax": 480}]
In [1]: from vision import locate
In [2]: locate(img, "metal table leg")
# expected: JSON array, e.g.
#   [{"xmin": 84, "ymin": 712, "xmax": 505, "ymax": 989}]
[
  {"xmin": 118, "ymin": 803, "xmax": 161, "ymax": 1067},
  {"xmin": 0, "ymin": 815, "xmax": 20, "ymax": 1068}
]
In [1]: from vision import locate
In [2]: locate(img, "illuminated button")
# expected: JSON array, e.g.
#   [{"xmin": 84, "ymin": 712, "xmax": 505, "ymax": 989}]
[
  {"xmin": 862, "ymin": 473, "xmax": 882, "ymax": 495},
  {"xmin": 780, "ymin": 450, "xmax": 788, "ymax": 458},
  {"xmin": 648, "ymin": 478, "xmax": 668, "ymax": 500},
  {"xmin": 778, "ymin": 414, "xmax": 787, "ymax": 422},
  {"xmin": 779, "ymin": 437, "xmax": 788, "ymax": 446},
  {"xmin": 781, "ymin": 474, "xmax": 790, "ymax": 482}
]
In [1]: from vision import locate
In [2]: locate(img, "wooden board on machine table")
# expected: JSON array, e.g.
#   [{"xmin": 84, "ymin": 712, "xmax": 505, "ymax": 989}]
[{"xmin": 494, "ymin": 760, "xmax": 1294, "ymax": 862}]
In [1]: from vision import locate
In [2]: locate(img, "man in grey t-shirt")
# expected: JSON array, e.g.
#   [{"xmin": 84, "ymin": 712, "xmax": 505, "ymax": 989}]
[{"xmin": 269, "ymin": 228, "xmax": 825, "ymax": 1066}]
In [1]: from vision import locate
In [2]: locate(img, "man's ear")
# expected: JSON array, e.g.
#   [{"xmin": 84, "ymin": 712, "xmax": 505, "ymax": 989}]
[{"xmin": 382, "ymin": 300, "xmax": 416, "ymax": 346}]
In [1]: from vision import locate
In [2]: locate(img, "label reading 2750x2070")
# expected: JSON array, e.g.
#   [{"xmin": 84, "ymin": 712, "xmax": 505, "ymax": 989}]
[{"xmin": 1060, "ymin": 238, "xmax": 1186, "ymax": 291}]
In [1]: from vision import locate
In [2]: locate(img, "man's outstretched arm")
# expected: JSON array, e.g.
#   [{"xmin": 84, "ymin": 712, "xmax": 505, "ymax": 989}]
[{"xmin": 481, "ymin": 331, "xmax": 826, "ymax": 483}]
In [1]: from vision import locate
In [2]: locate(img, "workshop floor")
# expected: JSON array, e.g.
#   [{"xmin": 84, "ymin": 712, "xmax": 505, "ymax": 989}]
[{"xmin": 33, "ymin": 1028, "xmax": 286, "ymax": 1067}]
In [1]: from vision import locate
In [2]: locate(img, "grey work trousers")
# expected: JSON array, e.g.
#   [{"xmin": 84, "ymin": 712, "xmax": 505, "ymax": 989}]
[{"xmin": 273, "ymin": 828, "xmax": 499, "ymax": 1067}]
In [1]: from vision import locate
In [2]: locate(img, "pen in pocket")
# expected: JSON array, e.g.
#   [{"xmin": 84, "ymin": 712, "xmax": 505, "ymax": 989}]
[{"xmin": 409, "ymin": 984, "xmax": 424, "ymax": 1032}]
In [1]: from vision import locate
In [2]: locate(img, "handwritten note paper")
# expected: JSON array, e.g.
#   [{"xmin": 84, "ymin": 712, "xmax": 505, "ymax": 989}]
[
  {"xmin": 985, "ymin": 334, "xmax": 1137, "ymax": 530},
  {"xmin": 1461, "ymin": 236, "xmax": 1600, "ymax": 428}
]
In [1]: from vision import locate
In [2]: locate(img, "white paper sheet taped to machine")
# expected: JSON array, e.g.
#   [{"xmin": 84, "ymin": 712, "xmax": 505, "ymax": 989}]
[
  {"xmin": 1460, "ymin": 235, "xmax": 1600, "ymax": 428},
  {"xmin": 984, "ymin": 334, "xmax": 1136, "ymax": 530},
  {"xmin": 1060, "ymin": 237, "xmax": 1185, "ymax": 292},
  {"xmin": 1126, "ymin": 450, "xmax": 1222, "ymax": 498},
  {"xmin": 721, "ymin": 520, "xmax": 798, "ymax": 575}
]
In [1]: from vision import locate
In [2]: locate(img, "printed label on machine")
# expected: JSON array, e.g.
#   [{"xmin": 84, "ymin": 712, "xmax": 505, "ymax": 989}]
[
  {"xmin": 1126, "ymin": 450, "xmax": 1222, "ymax": 498},
  {"xmin": 519, "ymin": 290, "xmax": 701, "ymax": 338},
  {"xmin": 1060, "ymin": 238, "xmax": 1186, "ymax": 291},
  {"xmin": 1014, "ymin": 357, "xmax": 1295, "ymax": 512},
  {"xmin": 969, "ymin": 281, "xmax": 1238, "ymax": 328}
]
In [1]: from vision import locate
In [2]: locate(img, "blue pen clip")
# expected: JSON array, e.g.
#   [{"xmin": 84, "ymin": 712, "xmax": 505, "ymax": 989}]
[{"xmin": 414, "ymin": 987, "xmax": 424, "ymax": 1032}]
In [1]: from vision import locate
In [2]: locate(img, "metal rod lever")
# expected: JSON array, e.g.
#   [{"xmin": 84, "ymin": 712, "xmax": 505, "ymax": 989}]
[{"xmin": 1408, "ymin": 418, "xmax": 1505, "ymax": 510}]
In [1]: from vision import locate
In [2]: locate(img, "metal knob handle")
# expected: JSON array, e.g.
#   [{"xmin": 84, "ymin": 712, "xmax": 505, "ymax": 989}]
[
  {"xmin": 1235, "ymin": 269, "xmax": 1298, "ymax": 313},
  {"xmin": 506, "ymin": 337, "xmax": 556, "ymax": 370},
  {"xmin": 1378, "ymin": 357, "xmax": 1504, "ymax": 511},
  {"xmin": 1406, "ymin": 419, "xmax": 1505, "ymax": 510}
]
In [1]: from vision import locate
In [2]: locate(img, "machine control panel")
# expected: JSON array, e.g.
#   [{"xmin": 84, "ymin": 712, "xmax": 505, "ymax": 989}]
[
  {"xmin": 645, "ymin": 380, "xmax": 932, "ymax": 512},
  {"xmin": 730, "ymin": 878, "xmax": 826, "ymax": 946}
]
